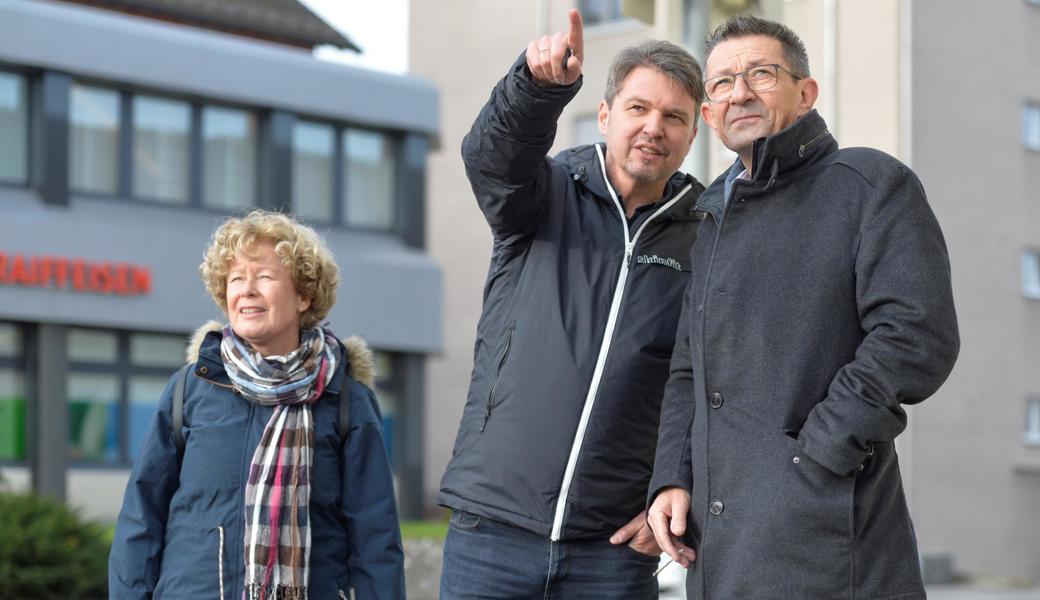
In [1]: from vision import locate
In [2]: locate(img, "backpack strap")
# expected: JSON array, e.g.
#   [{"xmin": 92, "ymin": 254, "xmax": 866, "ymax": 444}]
[
  {"xmin": 171, "ymin": 364, "xmax": 190, "ymax": 460},
  {"xmin": 338, "ymin": 361, "xmax": 351, "ymax": 445}
]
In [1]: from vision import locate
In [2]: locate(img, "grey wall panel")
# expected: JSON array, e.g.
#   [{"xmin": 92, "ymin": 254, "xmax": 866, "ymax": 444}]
[
  {"xmin": 0, "ymin": 0, "xmax": 438, "ymax": 138},
  {"xmin": 0, "ymin": 188, "xmax": 442, "ymax": 353}
]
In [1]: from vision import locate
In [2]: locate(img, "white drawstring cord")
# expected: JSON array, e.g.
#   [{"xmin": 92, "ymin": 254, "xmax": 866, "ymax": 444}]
[{"xmin": 217, "ymin": 525, "xmax": 226, "ymax": 600}]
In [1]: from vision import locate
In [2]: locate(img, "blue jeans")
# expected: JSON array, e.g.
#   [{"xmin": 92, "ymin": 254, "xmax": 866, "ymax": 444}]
[{"xmin": 440, "ymin": 509, "xmax": 659, "ymax": 599}]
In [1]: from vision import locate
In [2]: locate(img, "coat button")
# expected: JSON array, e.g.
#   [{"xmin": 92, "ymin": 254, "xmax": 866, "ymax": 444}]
[
  {"xmin": 709, "ymin": 392, "xmax": 724, "ymax": 409},
  {"xmin": 696, "ymin": 304, "xmax": 703, "ymax": 312},
  {"xmin": 198, "ymin": 365, "xmax": 209, "ymax": 375},
  {"xmin": 709, "ymin": 500, "xmax": 724, "ymax": 516}
]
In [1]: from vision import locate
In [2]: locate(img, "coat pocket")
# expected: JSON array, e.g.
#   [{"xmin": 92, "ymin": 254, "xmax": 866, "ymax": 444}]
[
  {"xmin": 155, "ymin": 524, "xmax": 228, "ymax": 599},
  {"xmin": 773, "ymin": 430, "xmax": 855, "ymax": 594}
]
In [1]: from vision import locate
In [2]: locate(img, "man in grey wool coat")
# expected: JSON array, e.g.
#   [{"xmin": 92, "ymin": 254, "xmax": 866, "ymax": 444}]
[{"xmin": 647, "ymin": 15, "xmax": 959, "ymax": 600}]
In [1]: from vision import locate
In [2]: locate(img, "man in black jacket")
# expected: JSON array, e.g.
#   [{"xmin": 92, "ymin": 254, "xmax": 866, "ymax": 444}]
[
  {"xmin": 647, "ymin": 16, "xmax": 959, "ymax": 600},
  {"xmin": 438, "ymin": 9, "xmax": 705, "ymax": 599}
]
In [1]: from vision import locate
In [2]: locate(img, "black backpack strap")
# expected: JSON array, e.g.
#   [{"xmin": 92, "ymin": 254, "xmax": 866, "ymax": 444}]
[
  {"xmin": 172, "ymin": 364, "xmax": 190, "ymax": 460},
  {"xmin": 338, "ymin": 361, "xmax": 351, "ymax": 445}
]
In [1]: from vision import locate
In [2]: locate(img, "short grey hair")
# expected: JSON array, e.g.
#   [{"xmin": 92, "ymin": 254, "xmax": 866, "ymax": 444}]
[
  {"xmin": 705, "ymin": 15, "xmax": 811, "ymax": 78},
  {"xmin": 604, "ymin": 40, "xmax": 705, "ymax": 113}
]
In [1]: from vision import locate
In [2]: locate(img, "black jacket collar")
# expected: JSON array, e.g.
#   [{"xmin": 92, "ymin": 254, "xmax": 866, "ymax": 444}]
[
  {"xmin": 696, "ymin": 110, "xmax": 837, "ymax": 219},
  {"xmin": 747, "ymin": 109, "xmax": 836, "ymax": 188},
  {"xmin": 559, "ymin": 143, "xmax": 705, "ymax": 222}
]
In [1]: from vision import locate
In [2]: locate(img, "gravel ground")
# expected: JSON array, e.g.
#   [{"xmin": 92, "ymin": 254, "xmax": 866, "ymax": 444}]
[{"xmin": 404, "ymin": 537, "xmax": 444, "ymax": 600}]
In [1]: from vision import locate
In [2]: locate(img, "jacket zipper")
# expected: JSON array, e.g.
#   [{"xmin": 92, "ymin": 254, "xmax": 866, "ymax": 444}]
[
  {"xmin": 481, "ymin": 321, "xmax": 515, "ymax": 432},
  {"xmin": 549, "ymin": 144, "xmax": 693, "ymax": 541},
  {"xmin": 798, "ymin": 129, "xmax": 830, "ymax": 158}
]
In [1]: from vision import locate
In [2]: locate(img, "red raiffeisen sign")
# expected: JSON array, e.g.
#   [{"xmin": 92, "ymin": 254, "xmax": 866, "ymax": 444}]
[{"xmin": 0, "ymin": 251, "xmax": 151, "ymax": 296}]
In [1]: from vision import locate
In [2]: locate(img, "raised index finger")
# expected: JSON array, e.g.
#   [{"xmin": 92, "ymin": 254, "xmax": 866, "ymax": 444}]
[{"xmin": 566, "ymin": 9, "xmax": 584, "ymax": 63}]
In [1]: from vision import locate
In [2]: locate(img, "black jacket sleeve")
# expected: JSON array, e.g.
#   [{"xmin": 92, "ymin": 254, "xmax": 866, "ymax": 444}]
[
  {"xmin": 461, "ymin": 53, "xmax": 582, "ymax": 242},
  {"xmin": 647, "ymin": 279, "xmax": 697, "ymax": 506},
  {"xmin": 799, "ymin": 163, "xmax": 960, "ymax": 476}
]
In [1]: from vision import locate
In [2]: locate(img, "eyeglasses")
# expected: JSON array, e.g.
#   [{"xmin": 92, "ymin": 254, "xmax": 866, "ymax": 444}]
[{"xmin": 703, "ymin": 64, "xmax": 802, "ymax": 102}]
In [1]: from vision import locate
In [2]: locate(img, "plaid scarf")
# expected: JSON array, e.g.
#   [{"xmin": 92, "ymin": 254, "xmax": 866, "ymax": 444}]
[{"xmin": 220, "ymin": 325, "xmax": 341, "ymax": 600}]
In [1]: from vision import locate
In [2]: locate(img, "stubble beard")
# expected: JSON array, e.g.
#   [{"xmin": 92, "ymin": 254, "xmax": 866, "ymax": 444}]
[{"xmin": 625, "ymin": 156, "xmax": 671, "ymax": 185}]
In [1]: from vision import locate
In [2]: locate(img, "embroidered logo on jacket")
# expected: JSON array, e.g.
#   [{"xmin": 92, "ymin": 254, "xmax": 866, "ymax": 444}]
[{"xmin": 636, "ymin": 255, "xmax": 683, "ymax": 271}]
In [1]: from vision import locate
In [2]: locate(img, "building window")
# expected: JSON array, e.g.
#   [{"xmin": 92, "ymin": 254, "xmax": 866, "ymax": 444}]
[
  {"xmin": 1027, "ymin": 398, "xmax": 1040, "ymax": 446},
  {"xmin": 66, "ymin": 327, "xmax": 185, "ymax": 465},
  {"xmin": 202, "ymin": 106, "xmax": 257, "ymax": 211},
  {"xmin": 133, "ymin": 95, "xmax": 191, "ymax": 204},
  {"xmin": 70, "ymin": 84, "xmax": 121, "ymax": 195},
  {"xmin": 0, "ymin": 71, "xmax": 28, "ymax": 185},
  {"xmin": 292, "ymin": 120, "xmax": 335, "ymax": 222},
  {"xmin": 0, "ymin": 323, "xmax": 26, "ymax": 462},
  {"xmin": 343, "ymin": 128, "xmax": 396, "ymax": 229},
  {"xmin": 1023, "ymin": 250, "xmax": 1040, "ymax": 299},
  {"xmin": 580, "ymin": 0, "xmax": 624, "ymax": 25},
  {"xmin": 1025, "ymin": 103, "xmax": 1040, "ymax": 151}
]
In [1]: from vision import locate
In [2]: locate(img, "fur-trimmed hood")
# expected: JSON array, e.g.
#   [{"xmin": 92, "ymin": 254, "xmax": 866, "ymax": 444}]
[{"xmin": 185, "ymin": 321, "xmax": 375, "ymax": 388}]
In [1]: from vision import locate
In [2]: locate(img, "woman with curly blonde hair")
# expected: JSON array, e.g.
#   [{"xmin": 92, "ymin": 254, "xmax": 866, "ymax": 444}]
[{"xmin": 110, "ymin": 210, "xmax": 404, "ymax": 600}]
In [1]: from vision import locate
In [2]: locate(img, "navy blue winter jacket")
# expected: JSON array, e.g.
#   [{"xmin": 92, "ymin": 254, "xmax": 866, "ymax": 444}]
[{"xmin": 108, "ymin": 324, "xmax": 404, "ymax": 599}]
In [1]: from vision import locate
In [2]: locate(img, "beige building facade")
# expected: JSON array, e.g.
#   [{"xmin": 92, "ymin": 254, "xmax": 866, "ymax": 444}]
[{"xmin": 412, "ymin": 0, "xmax": 1040, "ymax": 581}]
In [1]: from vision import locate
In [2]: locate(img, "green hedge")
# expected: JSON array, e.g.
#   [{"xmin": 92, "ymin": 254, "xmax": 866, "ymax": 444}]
[{"xmin": 0, "ymin": 491, "xmax": 109, "ymax": 599}]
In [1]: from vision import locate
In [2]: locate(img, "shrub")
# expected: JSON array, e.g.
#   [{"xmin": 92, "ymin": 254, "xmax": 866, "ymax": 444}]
[{"xmin": 0, "ymin": 491, "xmax": 109, "ymax": 599}]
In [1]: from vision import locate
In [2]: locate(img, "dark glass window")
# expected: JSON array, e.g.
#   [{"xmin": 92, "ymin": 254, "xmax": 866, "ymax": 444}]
[
  {"xmin": 1024, "ymin": 250, "xmax": 1040, "ymax": 300},
  {"xmin": 0, "ymin": 72, "xmax": 28, "ymax": 185},
  {"xmin": 1024, "ymin": 103, "xmax": 1040, "ymax": 151},
  {"xmin": 343, "ymin": 128, "xmax": 396, "ymax": 229},
  {"xmin": 202, "ymin": 106, "xmax": 257, "ymax": 210},
  {"xmin": 580, "ymin": 0, "xmax": 624, "ymax": 25},
  {"xmin": 0, "ymin": 323, "xmax": 26, "ymax": 462},
  {"xmin": 66, "ymin": 328, "xmax": 185, "ymax": 465},
  {"xmin": 69, "ymin": 84, "xmax": 121, "ymax": 194},
  {"xmin": 133, "ymin": 95, "xmax": 191, "ymax": 204},
  {"xmin": 1027, "ymin": 398, "xmax": 1040, "ymax": 446},
  {"xmin": 292, "ymin": 120, "xmax": 335, "ymax": 222}
]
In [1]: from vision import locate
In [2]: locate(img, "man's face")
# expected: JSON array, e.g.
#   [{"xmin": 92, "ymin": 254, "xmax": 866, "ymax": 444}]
[
  {"xmin": 598, "ymin": 66, "xmax": 698, "ymax": 192},
  {"xmin": 700, "ymin": 35, "xmax": 818, "ymax": 160}
]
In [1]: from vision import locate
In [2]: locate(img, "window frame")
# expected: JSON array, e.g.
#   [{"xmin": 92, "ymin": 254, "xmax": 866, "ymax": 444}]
[
  {"xmin": 0, "ymin": 67, "xmax": 31, "ymax": 188},
  {"xmin": 62, "ymin": 78, "xmax": 408, "ymax": 233},
  {"xmin": 1024, "ymin": 101, "xmax": 1040, "ymax": 152},
  {"xmin": 199, "ymin": 104, "xmax": 260, "ymax": 212},
  {"xmin": 66, "ymin": 326, "xmax": 185, "ymax": 468},
  {"xmin": 69, "ymin": 77, "xmax": 263, "ymax": 213},
  {"xmin": 579, "ymin": 0, "xmax": 627, "ymax": 27},
  {"xmin": 291, "ymin": 114, "xmax": 402, "ymax": 232},
  {"xmin": 341, "ymin": 125, "xmax": 401, "ymax": 232},
  {"xmin": 0, "ymin": 322, "xmax": 28, "ymax": 465},
  {"xmin": 1026, "ymin": 397, "xmax": 1040, "ymax": 447},
  {"xmin": 1023, "ymin": 248, "xmax": 1040, "ymax": 300}
]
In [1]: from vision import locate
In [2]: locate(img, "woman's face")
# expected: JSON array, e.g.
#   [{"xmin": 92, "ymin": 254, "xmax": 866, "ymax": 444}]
[{"xmin": 226, "ymin": 241, "xmax": 310, "ymax": 356}]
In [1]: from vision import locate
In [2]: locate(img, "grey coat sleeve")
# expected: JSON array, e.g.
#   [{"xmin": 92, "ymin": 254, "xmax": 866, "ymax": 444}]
[
  {"xmin": 461, "ymin": 53, "xmax": 581, "ymax": 241},
  {"xmin": 799, "ymin": 164, "xmax": 960, "ymax": 476},
  {"xmin": 647, "ymin": 279, "xmax": 697, "ymax": 506},
  {"xmin": 108, "ymin": 374, "xmax": 181, "ymax": 599}
]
